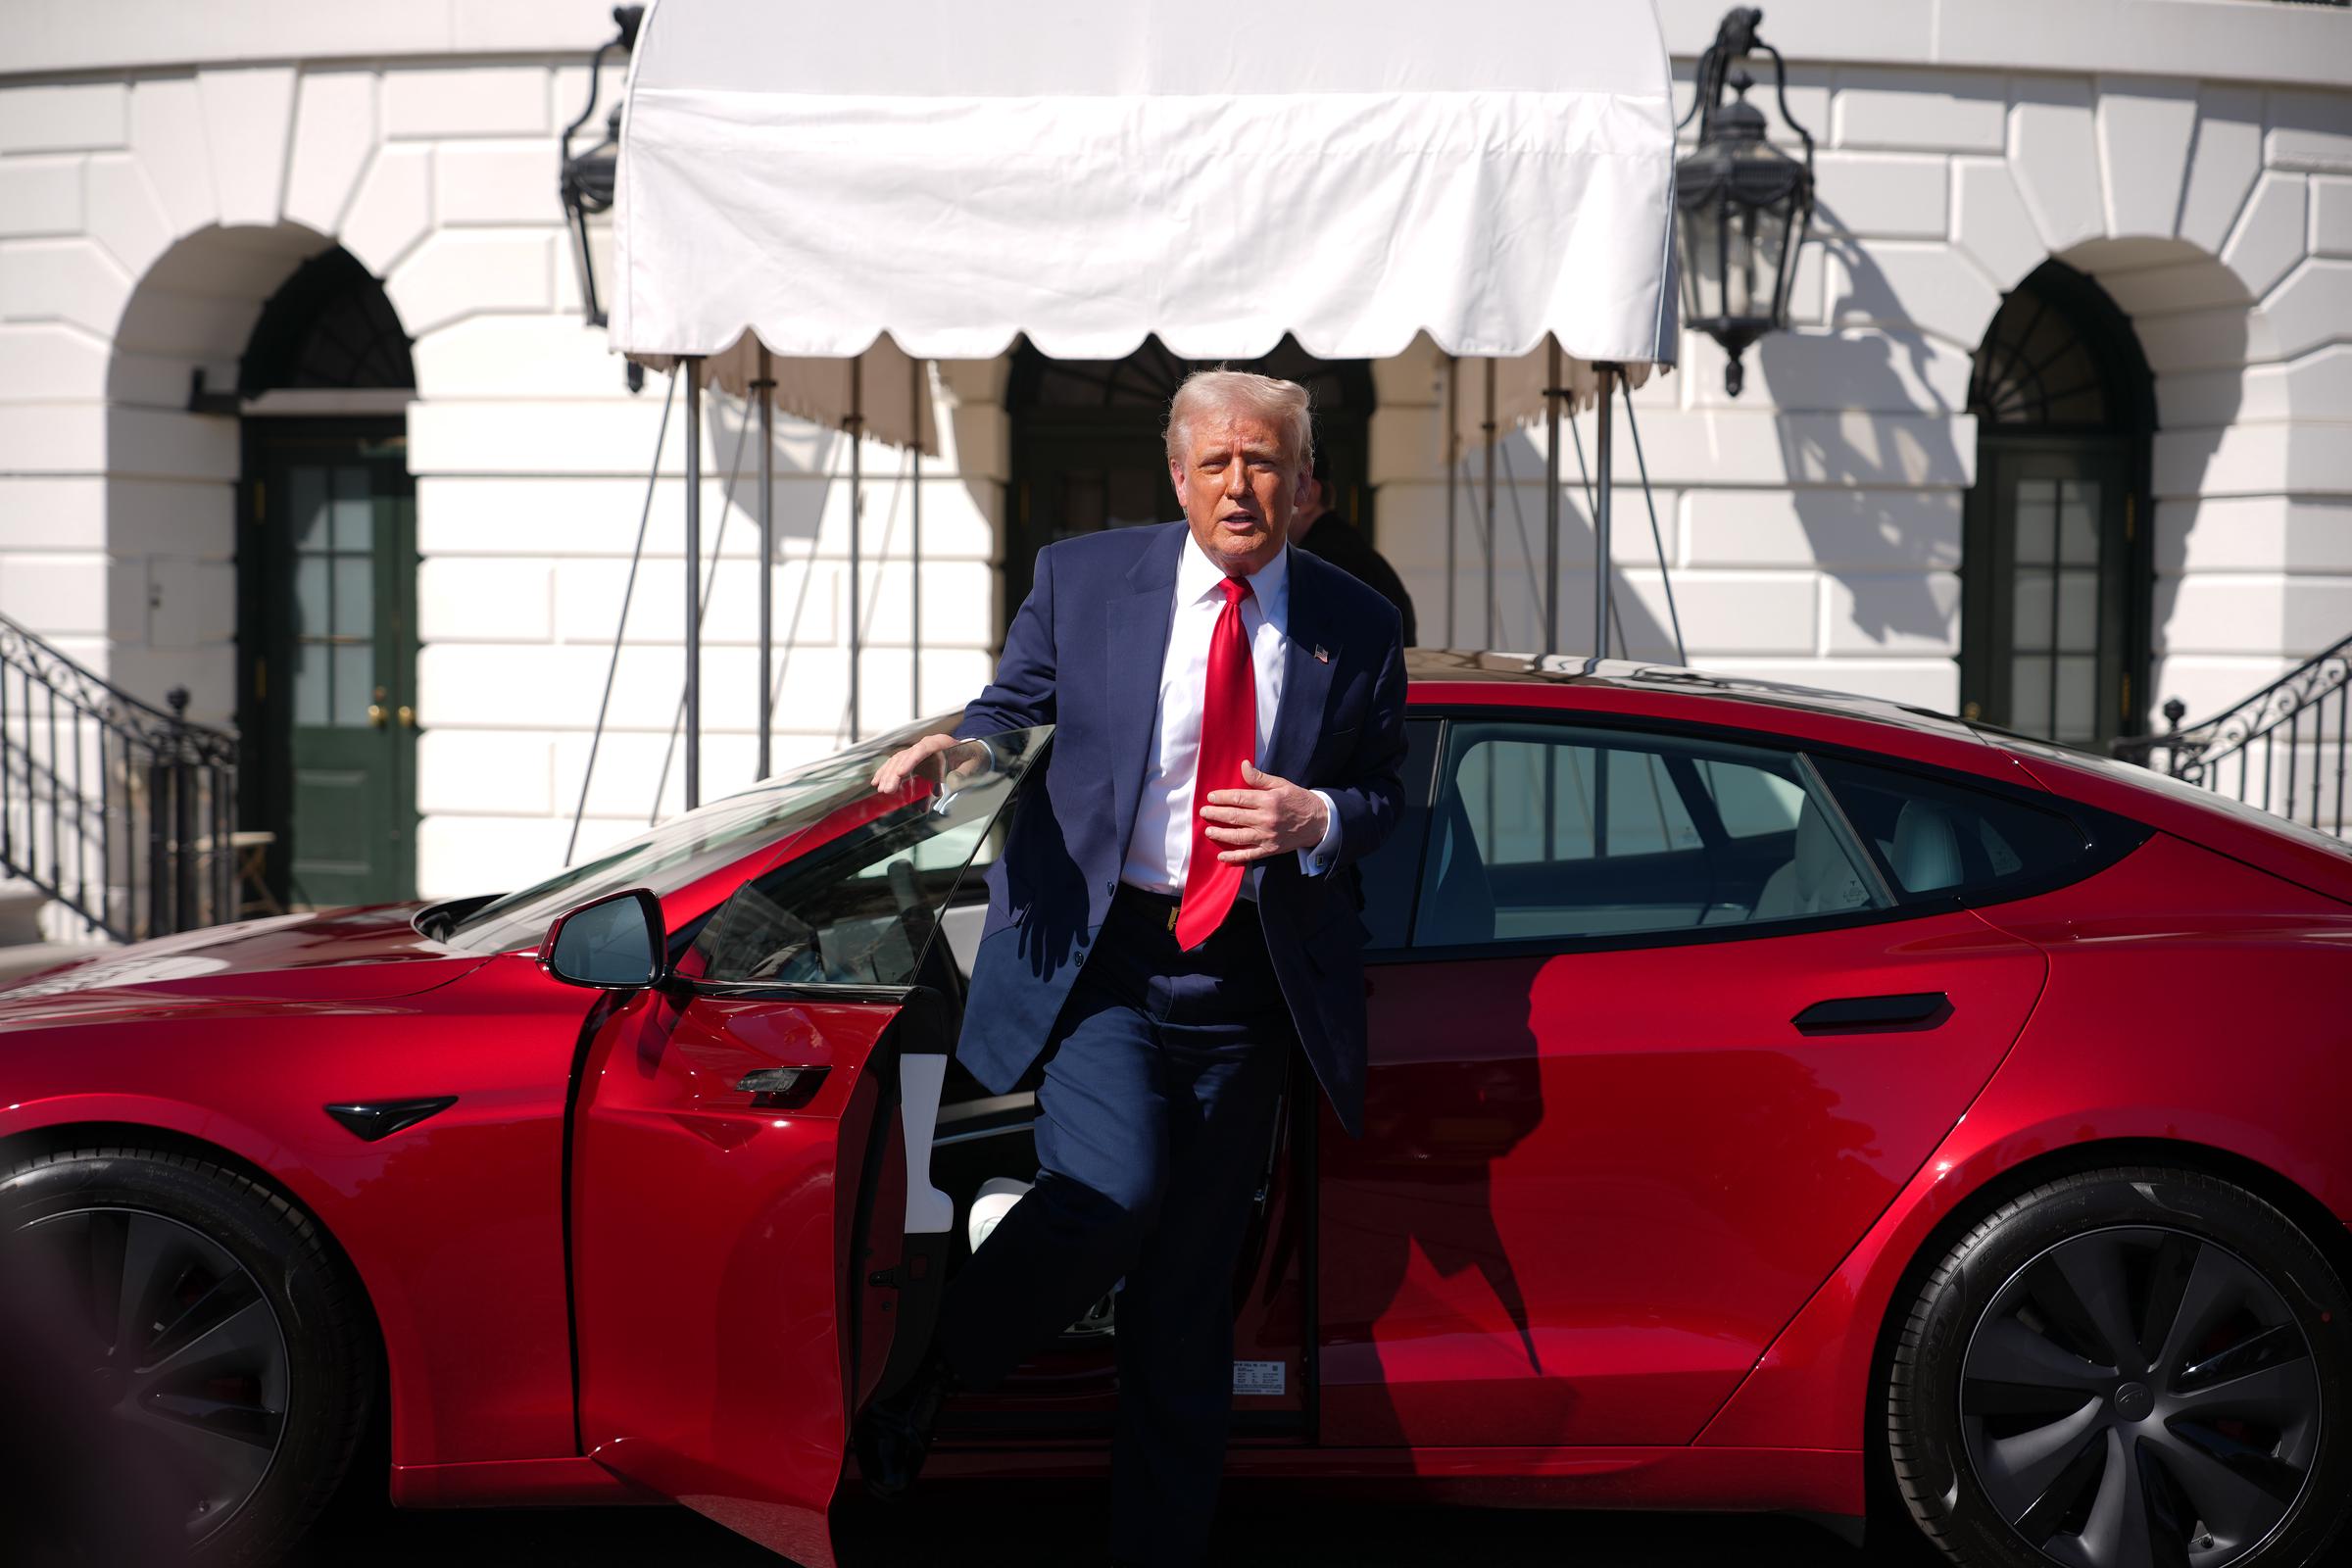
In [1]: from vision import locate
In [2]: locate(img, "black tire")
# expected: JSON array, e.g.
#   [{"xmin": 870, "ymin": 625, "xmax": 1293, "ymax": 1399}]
[
  {"xmin": 0, "ymin": 1144, "xmax": 374, "ymax": 1566},
  {"xmin": 1887, "ymin": 1166, "xmax": 2352, "ymax": 1568}
]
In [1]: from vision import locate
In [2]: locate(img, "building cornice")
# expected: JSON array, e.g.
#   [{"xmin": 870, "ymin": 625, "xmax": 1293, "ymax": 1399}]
[
  {"xmin": 3, "ymin": 0, "xmax": 615, "ymax": 81},
  {"xmin": 1657, "ymin": 0, "xmax": 2347, "ymax": 92}
]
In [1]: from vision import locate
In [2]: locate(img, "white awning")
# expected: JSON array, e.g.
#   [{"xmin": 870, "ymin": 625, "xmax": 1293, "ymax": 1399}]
[{"xmin": 609, "ymin": 0, "xmax": 1680, "ymax": 450}]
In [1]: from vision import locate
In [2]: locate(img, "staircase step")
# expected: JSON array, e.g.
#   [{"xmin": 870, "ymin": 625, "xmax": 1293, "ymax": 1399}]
[{"xmin": 0, "ymin": 885, "xmax": 48, "ymax": 946}]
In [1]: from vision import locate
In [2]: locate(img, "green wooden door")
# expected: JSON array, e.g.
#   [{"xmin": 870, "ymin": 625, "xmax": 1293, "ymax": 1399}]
[{"xmin": 256, "ymin": 433, "xmax": 417, "ymax": 906}]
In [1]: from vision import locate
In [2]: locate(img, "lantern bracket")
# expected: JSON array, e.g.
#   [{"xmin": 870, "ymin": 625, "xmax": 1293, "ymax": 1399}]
[
  {"xmin": 559, "ymin": 5, "xmax": 646, "ymax": 333},
  {"xmin": 1673, "ymin": 7, "xmax": 1817, "ymax": 398},
  {"xmin": 1679, "ymin": 7, "xmax": 1812, "ymax": 165}
]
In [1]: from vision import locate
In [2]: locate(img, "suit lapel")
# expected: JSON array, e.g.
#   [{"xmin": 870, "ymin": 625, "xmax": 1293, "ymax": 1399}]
[
  {"xmin": 1262, "ymin": 549, "xmax": 1339, "ymax": 788},
  {"xmin": 1105, "ymin": 522, "xmax": 1188, "ymax": 867}
]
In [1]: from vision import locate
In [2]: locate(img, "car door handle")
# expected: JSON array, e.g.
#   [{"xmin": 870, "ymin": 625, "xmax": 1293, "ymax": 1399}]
[{"xmin": 1791, "ymin": 992, "xmax": 1951, "ymax": 1034}]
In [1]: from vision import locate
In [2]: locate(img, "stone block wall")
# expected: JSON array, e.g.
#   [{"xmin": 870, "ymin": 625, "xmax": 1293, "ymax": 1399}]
[{"xmin": 0, "ymin": 53, "xmax": 1002, "ymax": 900}]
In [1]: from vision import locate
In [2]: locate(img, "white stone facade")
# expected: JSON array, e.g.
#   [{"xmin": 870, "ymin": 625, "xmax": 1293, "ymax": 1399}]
[{"xmin": 1, "ymin": 0, "xmax": 2347, "ymax": 903}]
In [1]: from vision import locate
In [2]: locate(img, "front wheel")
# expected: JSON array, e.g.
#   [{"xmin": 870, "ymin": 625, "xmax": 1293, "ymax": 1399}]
[
  {"xmin": 1887, "ymin": 1166, "xmax": 2351, "ymax": 1568},
  {"xmin": 0, "ymin": 1144, "xmax": 375, "ymax": 1565}
]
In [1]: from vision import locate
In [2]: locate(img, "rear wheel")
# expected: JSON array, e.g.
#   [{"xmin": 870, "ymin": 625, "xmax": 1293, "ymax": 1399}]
[
  {"xmin": 1888, "ymin": 1167, "xmax": 2351, "ymax": 1568},
  {"xmin": 0, "ymin": 1144, "xmax": 374, "ymax": 1565}
]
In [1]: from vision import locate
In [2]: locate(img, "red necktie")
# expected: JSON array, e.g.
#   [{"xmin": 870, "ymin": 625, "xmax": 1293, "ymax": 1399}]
[{"xmin": 1174, "ymin": 575, "xmax": 1256, "ymax": 950}]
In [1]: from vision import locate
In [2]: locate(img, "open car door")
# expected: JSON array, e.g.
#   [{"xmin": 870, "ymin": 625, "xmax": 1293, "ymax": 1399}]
[{"xmin": 566, "ymin": 727, "xmax": 1050, "ymax": 1564}]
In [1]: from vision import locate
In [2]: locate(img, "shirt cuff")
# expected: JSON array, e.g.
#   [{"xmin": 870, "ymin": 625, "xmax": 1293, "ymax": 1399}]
[{"xmin": 1298, "ymin": 790, "xmax": 1342, "ymax": 876}]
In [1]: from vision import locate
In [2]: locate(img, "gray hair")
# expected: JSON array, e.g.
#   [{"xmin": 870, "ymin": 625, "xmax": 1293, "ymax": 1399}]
[{"xmin": 1163, "ymin": 369, "xmax": 1314, "ymax": 472}]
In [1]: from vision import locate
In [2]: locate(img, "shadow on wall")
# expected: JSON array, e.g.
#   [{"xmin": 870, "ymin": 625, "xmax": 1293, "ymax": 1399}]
[
  {"xmin": 692, "ymin": 391, "xmax": 977, "ymax": 736},
  {"xmin": 1442, "ymin": 423, "xmax": 1683, "ymax": 664},
  {"xmin": 2060, "ymin": 237, "xmax": 2249, "ymax": 669},
  {"xmin": 1758, "ymin": 231, "xmax": 1971, "ymax": 655}
]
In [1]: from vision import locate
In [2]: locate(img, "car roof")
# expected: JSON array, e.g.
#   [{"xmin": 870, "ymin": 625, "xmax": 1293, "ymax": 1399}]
[{"xmin": 1401, "ymin": 650, "xmax": 1984, "ymax": 743}]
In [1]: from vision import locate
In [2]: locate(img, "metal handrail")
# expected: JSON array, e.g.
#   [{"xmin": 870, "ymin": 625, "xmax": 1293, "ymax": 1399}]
[
  {"xmin": 2113, "ymin": 627, "xmax": 2352, "ymax": 836},
  {"xmin": 0, "ymin": 611, "xmax": 240, "ymax": 941}
]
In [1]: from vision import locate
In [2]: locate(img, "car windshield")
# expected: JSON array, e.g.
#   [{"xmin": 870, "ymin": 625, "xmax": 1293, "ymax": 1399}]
[{"xmin": 442, "ymin": 717, "xmax": 967, "ymax": 955}]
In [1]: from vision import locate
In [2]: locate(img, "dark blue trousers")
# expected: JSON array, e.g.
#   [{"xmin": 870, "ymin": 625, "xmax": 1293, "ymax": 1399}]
[{"xmin": 938, "ymin": 885, "xmax": 1292, "ymax": 1567}]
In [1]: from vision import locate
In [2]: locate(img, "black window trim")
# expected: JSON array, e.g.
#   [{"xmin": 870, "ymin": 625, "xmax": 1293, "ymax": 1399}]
[
  {"xmin": 1383, "ymin": 716, "xmax": 1446, "ymax": 949},
  {"xmin": 1365, "ymin": 702, "xmax": 2154, "ymax": 967},
  {"xmin": 1792, "ymin": 748, "xmax": 1900, "ymax": 909}
]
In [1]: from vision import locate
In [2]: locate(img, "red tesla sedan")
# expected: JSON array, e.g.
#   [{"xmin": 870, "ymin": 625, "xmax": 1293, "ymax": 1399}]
[{"xmin": 3, "ymin": 653, "xmax": 2347, "ymax": 1568}]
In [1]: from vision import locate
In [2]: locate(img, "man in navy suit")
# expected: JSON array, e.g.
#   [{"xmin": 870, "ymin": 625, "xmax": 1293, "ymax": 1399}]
[{"xmin": 862, "ymin": 369, "xmax": 1407, "ymax": 1564}]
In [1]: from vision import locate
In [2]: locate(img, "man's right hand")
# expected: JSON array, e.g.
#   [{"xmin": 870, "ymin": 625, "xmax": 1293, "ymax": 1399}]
[{"xmin": 871, "ymin": 731, "xmax": 963, "ymax": 794}]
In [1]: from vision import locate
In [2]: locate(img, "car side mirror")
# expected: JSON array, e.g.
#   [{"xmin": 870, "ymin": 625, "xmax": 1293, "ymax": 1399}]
[{"xmin": 540, "ymin": 889, "xmax": 667, "ymax": 991}]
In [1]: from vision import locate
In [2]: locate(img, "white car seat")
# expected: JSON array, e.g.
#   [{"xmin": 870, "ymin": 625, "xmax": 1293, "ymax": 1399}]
[
  {"xmin": 1890, "ymin": 800, "xmax": 1964, "ymax": 894},
  {"xmin": 1752, "ymin": 797, "xmax": 1871, "ymax": 918},
  {"xmin": 967, "ymin": 1175, "xmax": 1032, "ymax": 1252}
]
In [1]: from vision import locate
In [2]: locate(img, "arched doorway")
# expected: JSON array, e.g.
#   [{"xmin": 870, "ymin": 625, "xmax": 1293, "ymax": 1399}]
[
  {"xmin": 235, "ymin": 246, "xmax": 419, "ymax": 906},
  {"xmin": 1960, "ymin": 260, "xmax": 2155, "ymax": 749},
  {"xmin": 1002, "ymin": 336, "xmax": 1376, "ymax": 627}
]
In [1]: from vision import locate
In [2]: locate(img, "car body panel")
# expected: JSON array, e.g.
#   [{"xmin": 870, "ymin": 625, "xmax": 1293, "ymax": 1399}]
[
  {"xmin": 1407, "ymin": 679, "xmax": 2068, "ymax": 819},
  {"xmin": 1697, "ymin": 829, "xmax": 2352, "ymax": 1451},
  {"xmin": 0, "ymin": 906, "xmax": 491, "ymax": 1013},
  {"xmin": 0, "ymin": 949, "xmax": 591, "ymax": 1466},
  {"xmin": 389, "ymin": 1454, "xmax": 654, "ymax": 1508},
  {"xmin": 569, "ymin": 990, "xmax": 909, "ymax": 1568},
  {"xmin": 1320, "ymin": 908, "xmax": 2045, "ymax": 1449},
  {"xmin": 1399, "ymin": 652, "xmax": 1982, "ymax": 745},
  {"xmin": 567, "ymin": 739, "xmax": 1041, "ymax": 1554},
  {"xmin": 4, "ymin": 662, "xmax": 2350, "ymax": 1549}
]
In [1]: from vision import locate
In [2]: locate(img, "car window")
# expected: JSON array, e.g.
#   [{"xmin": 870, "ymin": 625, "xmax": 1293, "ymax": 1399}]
[
  {"xmin": 1413, "ymin": 721, "xmax": 1888, "ymax": 948},
  {"xmin": 1690, "ymin": 758, "xmax": 1807, "ymax": 838},
  {"xmin": 1989, "ymin": 729, "xmax": 2352, "ymax": 870},
  {"xmin": 441, "ymin": 716, "xmax": 975, "ymax": 954},
  {"xmin": 1810, "ymin": 755, "xmax": 2093, "ymax": 903},
  {"xmin": 689, "ymin": 727, "xmax": 1051, "ymax": 987}
]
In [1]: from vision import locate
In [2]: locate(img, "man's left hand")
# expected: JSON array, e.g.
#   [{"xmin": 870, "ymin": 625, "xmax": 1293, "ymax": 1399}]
[{"xmin": 1200, "ymin": 762, "xmax": 1330, "ymax": 863}]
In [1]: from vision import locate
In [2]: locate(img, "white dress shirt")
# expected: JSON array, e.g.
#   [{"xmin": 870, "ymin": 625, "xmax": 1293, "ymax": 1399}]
[{"xmin": 1119, "ymin": 531, "xmax": 1343, "ymax": 897}]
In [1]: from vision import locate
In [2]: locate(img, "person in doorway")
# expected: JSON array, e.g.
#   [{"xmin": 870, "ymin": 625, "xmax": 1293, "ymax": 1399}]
[
  {"xmin": 1291, "ymin": 446, "xmax": 1417, "ymax": 646},
  {"xmin": 860, "ymin": 369, "xmax": 1408, "ymax": 1566}
]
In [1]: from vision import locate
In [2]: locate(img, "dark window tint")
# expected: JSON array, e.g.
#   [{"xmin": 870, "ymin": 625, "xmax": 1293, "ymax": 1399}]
[
  {"xmin": 1414, "ymin": 722, "xmax": 1889, "ymax": 949},
  {"xmin": 1810, "ymin": 756, "xmax": 2092, "ymax": 904}
]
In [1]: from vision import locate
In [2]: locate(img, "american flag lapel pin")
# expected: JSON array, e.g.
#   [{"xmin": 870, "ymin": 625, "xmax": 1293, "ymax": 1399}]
[{"xmin": 1313, "ymin": 644, "xmax": 1331, "ymax": 663}]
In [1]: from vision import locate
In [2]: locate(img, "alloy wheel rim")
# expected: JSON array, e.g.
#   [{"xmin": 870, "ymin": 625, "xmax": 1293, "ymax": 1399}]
[
  {"xmin": 1959, "ymin": 1223, "xmax": 2320, "ymax": 1568},
  {"xmin": 18, "ymin": 1205, "xmax": 291, "ymax": 1542}
]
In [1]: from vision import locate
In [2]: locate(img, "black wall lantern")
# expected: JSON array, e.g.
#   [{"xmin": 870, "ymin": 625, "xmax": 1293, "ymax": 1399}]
[
  {"xmin": 559, "ymin": 5, "xmax": 645, "ymax": 333},
  {"xmin": 1673, "ymin": 7, "xmax": 1815, "ymax": 397}
]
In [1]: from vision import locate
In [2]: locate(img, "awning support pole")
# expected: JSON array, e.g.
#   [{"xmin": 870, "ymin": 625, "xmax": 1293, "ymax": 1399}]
[
  {"xmin": 1444, "ymin": 355, "xmax": 1458, "ymax": 648},
  {"xmin": 1544, "ymin": 337, "xmax": 1562, "ymax": 660},
  {"xmin": 683, "ymin": 355, "xmax": 703, "ymax": 808},
  {"xmin": 1592, "ymin": 362, "xmax": 1616, "ymax": 663},
  {"xmin": 1481, "ymin": 358, "xmax": 1497, "ymax": 653},
  {"xmin": 564, "ymin": 370, "xmax": 674, "ymax": 864},
  {"xmin": 847, "ymin": 358, "xmax": 863, "ymax": 743},
  {"xmin": 1621, "ymin": 374, "xmax": 1686, "ymax": 666},
  {"xmin": 910, "ymin": 362, "xmax": 923, "ymax": 719},
  {"xmin": 755, "ymin": 347, "xmax": 775, "ymax": 781}
]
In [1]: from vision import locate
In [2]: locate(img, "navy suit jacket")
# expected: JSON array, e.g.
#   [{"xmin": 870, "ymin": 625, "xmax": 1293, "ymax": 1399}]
[{"xmin": 952, "ymin": 519, "xmax": 1408, "ymax": 1137}]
